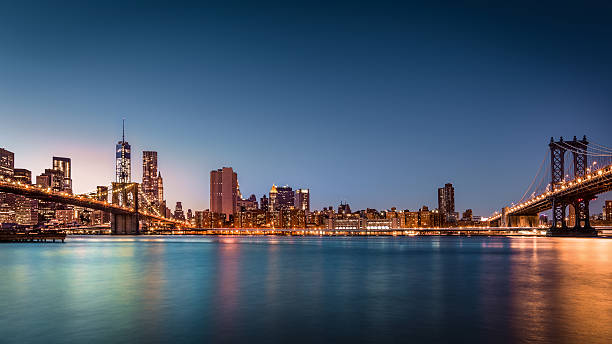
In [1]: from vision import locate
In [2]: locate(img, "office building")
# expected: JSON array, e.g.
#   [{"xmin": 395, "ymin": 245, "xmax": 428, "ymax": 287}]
[
  {"xmin": 0, "ymin": 193, "xmax": 16, "ymax": 224},
  {"xmin": 269, "ymin": 184, "xmax": 278, "ymax": 211},
  {"xmin": 41, "ymin": 169, "xmax": 65, "ymax": 192},
  {"xmin": 210, "ymin": 167, "xmax": 238, "ymax": 219},
  {"xmin": 116, "ymin": 121, "xmax": 131, "ymax": 183},
  {"xmin": 15, "ymin": 195, "xmax": 38, "ymax": 225},
  {"xmin": 295, "ymin": 189, "xmax": 310, "ymax": 212},
  {"xmin": 55, "ymin": 209, "xmax": 75, "ymax": 224},
  {"xmin": 13, "ymin": 169, "xmax": 32, "ymax": 184},
  {"xmin": 142, "ymin": 151, "xmax": 159, "ymax": 204},
  {"xmin": 438, "ymin": 183, "xmax": 455, "ymax": 222},
  {"xmin": 276, "ymin": 186, "xmax": 294, "ymax": 210},
  {"xmin": 52, "ymin": 157, "xmax": 72, "ymax": 193},
  {"xmin": 0, "ymin": 148, "xmax": 14, "ymax": 177}
]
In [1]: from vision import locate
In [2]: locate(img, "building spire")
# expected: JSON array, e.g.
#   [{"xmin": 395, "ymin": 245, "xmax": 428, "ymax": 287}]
[{"xmin": 122, "ymin": 118, "xmax": 125, "ymax": 142}]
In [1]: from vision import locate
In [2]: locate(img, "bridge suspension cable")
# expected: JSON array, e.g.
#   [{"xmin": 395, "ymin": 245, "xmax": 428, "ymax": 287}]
[
  {"xmin": 588, "ymin": 140, "xmax": 612, "ymax": 153},
  {"xmin": 518, "ymin": 150, "xmax": 548, "ymax": 203}
]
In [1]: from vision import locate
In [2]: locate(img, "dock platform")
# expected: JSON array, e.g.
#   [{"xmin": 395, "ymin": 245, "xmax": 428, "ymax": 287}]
[{"xmin": 0, "ymin": 231, "xmax": 66, "ymax": 243}]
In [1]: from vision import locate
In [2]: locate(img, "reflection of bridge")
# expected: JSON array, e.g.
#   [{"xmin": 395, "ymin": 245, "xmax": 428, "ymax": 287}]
[
  {"xmin": 0, "ymin": 177, "xmax": 191, "ymax": 233},
  {"xmin": 489, "ymin": 136, "xmax": 612, "ymax": 236}
]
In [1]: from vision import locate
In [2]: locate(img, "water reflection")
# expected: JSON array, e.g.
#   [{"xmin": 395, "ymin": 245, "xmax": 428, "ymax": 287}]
[{"xmin": 0, "ymin": 236, "xmax": 610, "ymax": 343}]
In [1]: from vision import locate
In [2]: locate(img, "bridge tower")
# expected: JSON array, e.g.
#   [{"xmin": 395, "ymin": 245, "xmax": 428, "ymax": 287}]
[
  {"xmin": 548, "ymin": 136, "xmax": 596, "ymax": 235},
  {"xmin": 549, "ymin": 137, "xmax": 566, "ymax": 229},
  {"xmin": 111, "ymin": 182, "xmax": 140, "ymax": 235},
  {"xmin": 566, "ymin": 136, "xmax": 591, "ymax": 230}
]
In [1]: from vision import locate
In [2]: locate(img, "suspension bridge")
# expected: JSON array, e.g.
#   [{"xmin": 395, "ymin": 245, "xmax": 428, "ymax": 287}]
[
  {"xmin": 488, "ymin": 136, "xmax": 612, "ymax": 236},
  {"xmin": 0, "ymin": 177, "xmax": 192, "ymax": 233}
]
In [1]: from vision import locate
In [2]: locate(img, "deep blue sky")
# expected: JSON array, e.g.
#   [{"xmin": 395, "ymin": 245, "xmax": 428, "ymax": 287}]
[{"xmin": 1, "ymin": 1, "xmax": 611, "ymax": 216}]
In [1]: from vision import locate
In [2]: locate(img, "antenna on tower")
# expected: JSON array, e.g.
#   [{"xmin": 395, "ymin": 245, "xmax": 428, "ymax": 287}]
[{"xmin": 122, "ymin": 118, "xmax": 125, "ymax": 142}]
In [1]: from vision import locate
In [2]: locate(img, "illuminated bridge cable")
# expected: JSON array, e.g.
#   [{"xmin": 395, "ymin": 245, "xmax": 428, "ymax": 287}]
[
  {"xmin": 518, "ymin": 151, "xmax": 548, "ymax": 203},
  {"xmin": 555, "ymin": 142, "xmax": 612, "ymax": 157},
  {"xmin": 589, "ymin": 140, "xmax": 612, "ymax": 153}
]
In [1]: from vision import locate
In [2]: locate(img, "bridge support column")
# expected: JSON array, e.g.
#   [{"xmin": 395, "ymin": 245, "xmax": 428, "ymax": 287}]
[
  {"xmin": 572, "ymin": 198, "xmax": 593, "ymax": 230},
  {"xmin": 111, "ymin": 213, "xmax": 140, "ymax": 235}
]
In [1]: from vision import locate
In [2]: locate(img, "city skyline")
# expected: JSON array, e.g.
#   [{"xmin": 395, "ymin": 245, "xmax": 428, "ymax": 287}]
[
  {"xmin": 2, "ymin": 124, "xmax": 611, "ymax": 218},
  {"xmin": 1, "ymin": 2, "xmax": 611, "ymax": 215}
]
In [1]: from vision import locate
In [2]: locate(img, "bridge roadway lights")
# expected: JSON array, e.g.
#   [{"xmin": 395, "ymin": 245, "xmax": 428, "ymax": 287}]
[{"xmin": 111, "ymin": 213, "xmax": 140, "ymax": 235}]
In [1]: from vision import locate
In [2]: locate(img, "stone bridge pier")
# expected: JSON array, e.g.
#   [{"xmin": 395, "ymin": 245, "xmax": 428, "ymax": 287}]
[{"xmin": 111, "ymin": 213, "xmax": 140, "ymax": 235}]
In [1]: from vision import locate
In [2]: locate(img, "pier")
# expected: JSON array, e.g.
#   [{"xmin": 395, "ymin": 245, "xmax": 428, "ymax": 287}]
[{"xmin": 0, "ymin": 231, "xmax": 66, "ymax": 243}]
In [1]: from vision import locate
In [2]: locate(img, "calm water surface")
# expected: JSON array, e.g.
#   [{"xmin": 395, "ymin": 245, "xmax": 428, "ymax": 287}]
[{"xmin": 0, "ymin": 236, "xmax": 610, "ymax": 343}]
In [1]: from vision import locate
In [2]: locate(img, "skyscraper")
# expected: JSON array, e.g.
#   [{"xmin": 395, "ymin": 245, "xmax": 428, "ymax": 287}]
[
  {"xmin": 295, "ymin": 189, "xmax": 310, "ymax": 212},
  {"xmin": 0, "ymin": 148, "xmax": 15, "ymax": 225},
  {"xmin": 210, "ymin": 167, "xmax": 238, "ymax": 219},
  {"xmin": 142, "ymin": 151, "xmax": 158, "ymax": 204},
  {"xmin": 276, "ymin": 186, "xmax": 294, "ymax": 210},
  {"xmin": 0, "ymin": 148, "xmax": 14, "ymax": 177},
  {"xmin": 52, "ymin": 157, "xmax": 72, "ymax": 193},
  {"xmin": 269, "ymin": 184, "xmax": 278, "ymax": 211},
  {"xmin": 116, "ymin": 120, "xmax": 131, "ymax": 183},
  {"xmin": 437, "ymin": 183, "xmax": 455, "ymax": 222}
]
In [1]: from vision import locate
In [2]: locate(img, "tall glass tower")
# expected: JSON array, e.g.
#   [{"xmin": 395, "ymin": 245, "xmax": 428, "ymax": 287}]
[{"xmin": 116, "ymin": 120, "xmax": 131, "ymax": 183}]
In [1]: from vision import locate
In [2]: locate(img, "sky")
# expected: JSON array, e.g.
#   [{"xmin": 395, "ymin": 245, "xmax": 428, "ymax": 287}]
[{"xmin": 1, "ymin": 1, "xmax": 611, "ymax": 216}]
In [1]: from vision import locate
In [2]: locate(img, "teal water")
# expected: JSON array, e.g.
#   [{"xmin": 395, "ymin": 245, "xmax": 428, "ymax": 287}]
[{"xmin": 0, "ymin": 236, "xmax": 610, "ymax": 343}]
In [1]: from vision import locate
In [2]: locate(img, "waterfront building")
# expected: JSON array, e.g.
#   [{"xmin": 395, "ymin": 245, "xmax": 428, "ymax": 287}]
[
  {"xmin": 116, "ymin": 121, "xmax": 131, "ymax": 183},
  {"xmin": 0, "ymin": 148, "xmax": 14, "ymax": 177},
  {"xmin": 15, "ymin": 195, "xmax": 38, "ymax": 225},
  {"xmin": 402, "ymin": 211, "xmax": 420, "ymax": 228},
  {"xmin": 295, "ymin": 189, "xmax": 310, "ymax": 213},
  {"xmin": 187, "ymin": 209, "xmax": 193, "ymax": 221},
  {"xmin": 328, "ymin": 218, "xmax": 400, "ymax": 231},
  {"xmin": 210, "ymin": 167, "xmax": 238, "ymax": 219},
  {"xmin": 13, "ymin": 169, "xmax": 32, "ymax": 184},
  {"xmin": 0, "ymin": 193, "xmax": 16, "ymax": 224},
  {"xmin": 437, "ymin": 183, "xmax": 455, "ymax": 222},
  {"xmin": 142, "ymin": 151, "xmax": 159, "ymax": 204},
  {"xmin": 174, "ymin": 202, "xmax": 185, "ymax": 221},
  {"xmin": 269, "ymin": 184, "xmax": 278, "ymax": 211},
  {"xmin": 52, "ymin": 157, "xmax": 72, "ymax": 193},
  {"xmin": 276, "ymin": 186, "xmax": 294, "ymax": 210}
]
